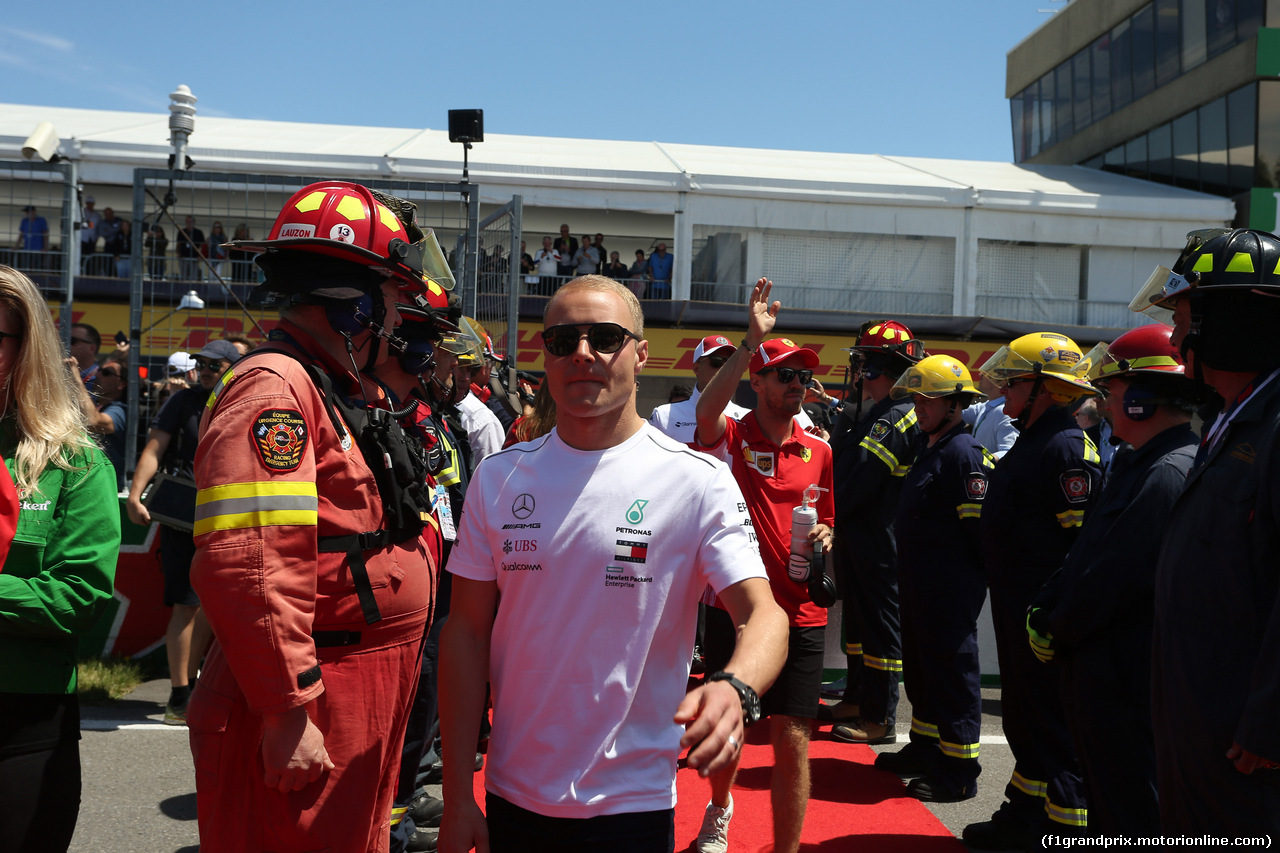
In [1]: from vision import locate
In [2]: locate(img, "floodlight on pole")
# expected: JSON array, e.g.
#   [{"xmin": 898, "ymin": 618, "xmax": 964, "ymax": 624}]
[{"xmin": 141, "ymin": 290, "xmax": 205, "ymax": 334}]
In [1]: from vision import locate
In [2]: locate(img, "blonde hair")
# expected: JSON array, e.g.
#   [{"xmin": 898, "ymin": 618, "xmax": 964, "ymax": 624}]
[
  {"xmin": 514, "ymin": 382, "xmax": 557, "ymax": 443},
  {"xmin": 544, "ymin": 274, "xmax": 644, "ymax": 339},
  {"xmin": 0, "ymin": 266, "xmax": 94, "ymax": 495}
]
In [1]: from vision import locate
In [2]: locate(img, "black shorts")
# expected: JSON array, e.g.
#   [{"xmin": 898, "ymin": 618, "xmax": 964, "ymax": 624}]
[
  {"xmin": 486, "ymin": 792, "xmax": 674, "ymax": 853},
  {"xmin": 703, "ymin": 606, "xmax": 824, "ymax": 720},
  {"xmin": 160, "ymin": 524, "xmax": 199, "ymax": 607}
]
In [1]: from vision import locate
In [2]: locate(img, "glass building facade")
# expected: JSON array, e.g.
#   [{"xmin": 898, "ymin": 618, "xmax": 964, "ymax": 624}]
[
  {"xmin": 1011, "ymin": 0, "xmax": 1265, "ymax": 163},
  {"xmin": 1009, "ymin": 1, "xmax": 1280, "ymax": 226}
]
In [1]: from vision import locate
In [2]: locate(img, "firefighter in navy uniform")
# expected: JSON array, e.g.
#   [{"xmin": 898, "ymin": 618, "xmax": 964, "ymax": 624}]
[
  {"xmin": 964, "ymin": 332, "xmax": 1102, "ymax": 849},
  {"xmin": 1131, "ymin": 228, "xmax": 1280, "ymax": 835},
  {"xmin": 876, "ymin": 355, "xmax": 993, "ymax": 802},
  {"xmin": 1026, "ymin": 323, "xmax": 1203, "ymax": 837},
  {"xmin": 826, "ymin": 321, "xmax": 924, "ymax": 744},
  {"xmin": 378, "ymin": 299, "xmax": 464, "ymax": 853},
  {"xmin": 190, "ymin": 181, "xmax": 436, "ymax": 853}
]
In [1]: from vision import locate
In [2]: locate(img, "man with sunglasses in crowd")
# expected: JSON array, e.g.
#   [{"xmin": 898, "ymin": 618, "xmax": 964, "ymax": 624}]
[
  {"xmin": 692, "ymin": 278, "xmax": 834, "ymax": 853},
  {"xmin": 649, "ymin": 334, "xmax": 748, "ymax": 443},
  {"xmin": 69, "ymin": 322, "xmax": 102, "ymax": 391},
  {"xmin": 440, "ymin": 274, "xmax": 788, "ymax": 853},
  {"xmin": 127, "ymin": 339, "xmax": 242, "ymax": 724}
]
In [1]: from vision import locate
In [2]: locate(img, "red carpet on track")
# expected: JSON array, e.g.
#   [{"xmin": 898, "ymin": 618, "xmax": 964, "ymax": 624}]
[{"xmin": 472, "ymin": 723, "xmax": 964, "ymax": 852}]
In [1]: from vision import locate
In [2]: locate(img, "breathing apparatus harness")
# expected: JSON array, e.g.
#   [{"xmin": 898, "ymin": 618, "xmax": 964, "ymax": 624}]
[{"xmin": 263, "ymin": 328, "xmax": 433, "ymax": 625}]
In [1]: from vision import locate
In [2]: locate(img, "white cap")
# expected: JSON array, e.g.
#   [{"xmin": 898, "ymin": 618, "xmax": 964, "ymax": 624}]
[{"xmin": 167, "ymin": 351, "xmax": 196, "ymax": 375}]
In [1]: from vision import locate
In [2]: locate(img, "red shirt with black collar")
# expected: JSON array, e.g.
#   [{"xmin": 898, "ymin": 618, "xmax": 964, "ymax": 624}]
[{"xmin": 694, "ymin": 411, "xmax": 834, "ymax": 627}]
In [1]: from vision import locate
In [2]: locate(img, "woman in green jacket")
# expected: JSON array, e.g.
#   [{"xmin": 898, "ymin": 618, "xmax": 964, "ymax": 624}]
[{"xmin": 0, "ymin": 265, "xmax": 121, "ymax": 853}]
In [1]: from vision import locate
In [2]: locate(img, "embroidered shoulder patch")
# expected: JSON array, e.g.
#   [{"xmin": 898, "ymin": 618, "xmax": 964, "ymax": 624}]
[
  {"xmin": 1060, "ymin": 469, "xmax": 1090, "ymax": 504},
  {"xmin": 869, "ymin": 420, "xmax": 891, "ymax": 442},
  {"xmin": 965, "ymin": 473, "xmax": 988, "ymax": 501},
  {"xmin": 252, "ymin": 409, "xmax": 309, "ymax": 472}
]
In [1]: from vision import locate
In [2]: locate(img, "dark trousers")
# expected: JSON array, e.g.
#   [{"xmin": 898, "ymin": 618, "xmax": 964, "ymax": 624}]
[
  {"xmin": 486, "ymin": 793, "xmax": 674, "ymax": 853},
  {"xmin": 0, "ymin": 694, "xmax": 81, "ymax": 853},
  {"xmin": 899, "ymin": 575, "xmax": 985, "ymax": 794},
  {"xmin": 848, "ymin": 553, "xmax": 900, "ymax": 723},
  {"xmin": 832, "ymin": 535, "xmax": 863, "ymax": 701},
  {"xmin": 389, "ymin": 570, "xmax": 452, "ymax": 853},
  {"xmin": 1061, "ymin": 625, "xmax": 1158, "ymax": 837},
  {"xmin": 989, "ymin": 581, "xmax": 1087, "ymax": 830}
]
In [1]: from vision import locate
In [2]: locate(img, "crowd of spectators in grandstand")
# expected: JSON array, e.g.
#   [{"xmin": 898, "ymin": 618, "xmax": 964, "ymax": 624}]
[{"xmin": 10, "ymin": 208, "xmax": 678, "ymax": 299}]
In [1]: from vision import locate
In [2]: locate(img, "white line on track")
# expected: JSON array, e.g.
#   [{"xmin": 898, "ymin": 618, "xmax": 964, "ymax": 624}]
[{"xmin": 82, "ymin": 720, "xmax": 184, "ymax": 731}]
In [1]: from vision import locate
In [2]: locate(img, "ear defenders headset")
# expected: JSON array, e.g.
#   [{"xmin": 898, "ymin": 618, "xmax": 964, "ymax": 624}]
[
  {"xmin": 325, "ymin": 292, "xmax": 375, "ymax": 337},
  {"xmin": 1122, "ymin": 382, "xmax": 1159, "ymax": 422},
  {"xmin": 398, "ymin": 337, "xmax": 436, "ymax": 375}
]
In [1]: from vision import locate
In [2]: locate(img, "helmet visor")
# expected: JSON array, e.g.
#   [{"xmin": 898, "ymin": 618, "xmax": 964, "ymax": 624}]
[
  {"xmin": 1076, "ymin": 342, "xmax": 1109, "ymax": 382},
  {"xmin": 889, "ymin": 361, "xmax": 984, "ymax": 401},
  {"xmin": 1128, "ymin": 265, "xmax": 1187, "ymax": 323},
  {"xmin": 978, "ymin": 344, "xmax": 1035, "ymax": 382},
  {"xmin": 419, "ymin": 228, "xmax": 456, "ymax": 292}
]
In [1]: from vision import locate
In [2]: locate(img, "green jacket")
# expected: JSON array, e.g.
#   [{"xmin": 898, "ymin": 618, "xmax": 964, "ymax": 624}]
[{"xmin": 0, "ymin": 434, "xmax": 121, "ymax": 694}]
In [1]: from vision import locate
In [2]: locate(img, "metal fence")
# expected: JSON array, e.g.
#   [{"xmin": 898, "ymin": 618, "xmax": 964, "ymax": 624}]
[
  {"xmin": 475, "ymin": 196, "xmax": 522, "ymax": 362},
  {"xmin": 123, "ymin": 169, "xmax": 486, "ymax": 478},
  {"xmin": 0, "ymin": 159, "xmax": 76, "ymax": 348}
]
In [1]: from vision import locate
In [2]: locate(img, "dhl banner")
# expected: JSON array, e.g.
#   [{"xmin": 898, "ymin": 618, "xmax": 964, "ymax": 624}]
[
  {"xmin": 58, "ymin": 302, "xmax": 1006, "ymax": 380},
  {"xmin": 505, "ymin": 322, "xmax": 1006, "ymax": 380},
  {"xmin": 53, "ymin": 301, "xmax": 276, "ymax": 360}
]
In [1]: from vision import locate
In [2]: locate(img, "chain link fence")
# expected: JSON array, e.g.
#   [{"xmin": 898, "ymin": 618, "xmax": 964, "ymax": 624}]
[{"xmin": 123, "ymin": 169, "xmax": 489, "ymax": 476}]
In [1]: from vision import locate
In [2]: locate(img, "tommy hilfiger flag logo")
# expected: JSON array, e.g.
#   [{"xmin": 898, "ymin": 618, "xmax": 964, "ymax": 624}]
[{"xmin": 615, "ymin": 540, "xmax": 648, "ymax": 563}]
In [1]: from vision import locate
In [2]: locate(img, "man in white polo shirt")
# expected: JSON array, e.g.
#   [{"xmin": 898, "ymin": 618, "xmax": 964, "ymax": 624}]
[
  {"xmin": 439, "ymin": 275, "xmax": 789, "ymax": 853},
  {"xmin": 649, "ymin": 335, "xmax": 749, "ymax": 442}
]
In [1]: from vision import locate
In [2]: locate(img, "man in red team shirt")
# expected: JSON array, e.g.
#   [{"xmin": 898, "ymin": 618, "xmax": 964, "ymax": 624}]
[{"xmin": 693, "ymin": 278, "xmax": 835, "ymax": 853}]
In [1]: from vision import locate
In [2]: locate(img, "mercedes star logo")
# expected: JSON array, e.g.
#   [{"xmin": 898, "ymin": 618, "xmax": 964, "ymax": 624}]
[{"xmin": 512, "ymin": 493, "xmax": 535, "ymax": 519}]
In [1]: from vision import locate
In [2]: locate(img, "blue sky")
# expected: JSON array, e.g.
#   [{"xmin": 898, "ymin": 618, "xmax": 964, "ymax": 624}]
[{"xmin": 1, "ymin": 1, "xmax": 1060, "ymax": 163}]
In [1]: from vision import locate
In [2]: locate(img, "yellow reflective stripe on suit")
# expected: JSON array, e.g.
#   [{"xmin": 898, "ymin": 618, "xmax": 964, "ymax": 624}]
[
  {"xmin": 194, "ymin": 481, "xmax": 320, "ymax": 535},
  {"xmin": 939, "ymin": 739, "xmax": 980, "ymax": 759},
  {"xmin": 1055, "ymin": 509, "xmax": 1086, "ymax": 528},
  {"xmin": 910, "ymin": 717, "xmax": 939, "ymax": 738},
  {"xmin": 858, "ymin": 435, "xmax": 899, "ymax": 474},
  {"xmin": 864, "ymin": 654, "xmax": 903, "ymax": 672},
  {"xmin": 1010, "ymin": 770, "xmax": 1047, "ymax": 798},
  {"xmin": 1045, "ymin": 800, "xmax": 1087, "ymax": 826}
]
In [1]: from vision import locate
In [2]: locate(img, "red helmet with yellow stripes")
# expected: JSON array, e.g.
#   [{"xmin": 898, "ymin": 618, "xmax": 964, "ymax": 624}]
[
  {"xmin": 230, "ymin": 181, "xmax": 425, "ymax": 290},
  {"xmin": 850, "ymin": 320, "xmax": 925, "ymax": 361},
  {"xmin": 1096, "ymin": 324, "xmax": 1184, "ymax": 382}
]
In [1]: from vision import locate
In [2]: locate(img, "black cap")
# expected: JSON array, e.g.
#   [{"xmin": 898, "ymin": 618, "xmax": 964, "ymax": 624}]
[{"xmin": 197, "ymin": 339, "xmax": 242, "ymax": 364}]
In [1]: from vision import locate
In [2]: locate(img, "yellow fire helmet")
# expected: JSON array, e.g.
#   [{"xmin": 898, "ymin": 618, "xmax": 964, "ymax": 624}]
[
  {"xmin": 890, "ymin": 354, "xmax": 984, "ymax": 401},
  {"xmin": 979, "ymin": 332, "xmax": 1104, "ymax": 402}
]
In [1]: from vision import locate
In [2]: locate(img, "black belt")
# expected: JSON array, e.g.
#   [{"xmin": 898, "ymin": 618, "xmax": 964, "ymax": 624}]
[{"xmin": 313, "ymin": 630, "xmax": 363, "ymax": 648}]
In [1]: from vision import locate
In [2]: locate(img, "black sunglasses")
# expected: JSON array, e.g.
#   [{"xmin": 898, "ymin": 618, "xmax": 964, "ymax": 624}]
[
  {"xmin": 760, "ymin": 367, "xmax": 813, "ymax": 385},
  {"xmin": 98, "ymin": 367, "xmax": 121, "ymax": 378},
  {"xmin": 194, "ymin": 358, "xmax": 222, "ymax": 371},
  {"xmin": 542, "ymin": 323, "xmax": 639, "ymax": 357},
  {"xmin": 703, "ymin": 356, "xmax": 728, "ymax": 369}
]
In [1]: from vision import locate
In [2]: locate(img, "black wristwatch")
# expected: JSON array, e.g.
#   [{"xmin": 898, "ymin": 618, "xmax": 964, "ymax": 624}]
[{"xmin": 707, "ymin": 671, "xmax": 761, "ymax": 726}]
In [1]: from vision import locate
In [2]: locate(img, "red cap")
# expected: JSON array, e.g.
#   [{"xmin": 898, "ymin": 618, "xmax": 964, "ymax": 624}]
[
  {"xmin": 750, "ymin": 338, "xmax": 820, "ymax": 375},
  {"xmin": 693, "ymin": 334, "xmax": 735, "ymax": 361}
]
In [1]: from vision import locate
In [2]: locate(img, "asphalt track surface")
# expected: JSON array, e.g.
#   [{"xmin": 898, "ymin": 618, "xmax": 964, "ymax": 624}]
[{"xmin": 75, "ymin": 680, "xmax": 1017, "ymax": 852}]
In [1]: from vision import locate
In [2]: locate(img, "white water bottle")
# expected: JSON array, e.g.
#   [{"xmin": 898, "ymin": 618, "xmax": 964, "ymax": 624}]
[{"xmin": 788, "ymin": 484, "xmax": 826, "ymax": 581}]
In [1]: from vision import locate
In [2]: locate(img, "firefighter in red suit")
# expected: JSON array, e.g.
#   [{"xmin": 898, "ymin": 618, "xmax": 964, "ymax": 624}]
[{"xmin": 188, "ymin": 182, "xmax": 436, "ymax": 853}]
